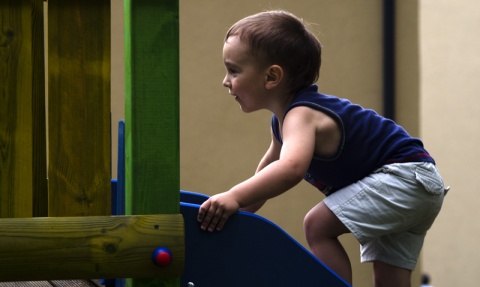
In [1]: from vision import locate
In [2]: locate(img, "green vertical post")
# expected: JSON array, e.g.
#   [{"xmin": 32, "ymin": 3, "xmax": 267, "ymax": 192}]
[
  {"xmin": 0, "ymin": 0, "xmax": 47, "ymax": 218},
  {"xmin": 124, "ymin": 0, "xmax": 180, "ymax": 286}
]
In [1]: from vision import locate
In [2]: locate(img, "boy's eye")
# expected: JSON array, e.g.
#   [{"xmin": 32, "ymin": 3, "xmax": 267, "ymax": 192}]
[{"xmin": 226, "ymin": 65, "xmax": 239, "ymax": 75}]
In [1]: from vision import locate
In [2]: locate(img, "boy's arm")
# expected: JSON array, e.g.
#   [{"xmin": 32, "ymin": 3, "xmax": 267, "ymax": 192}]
[
  {"xmin": 241, "ymin": 129, "xmax": 282, "ymax": 213},
  {"xmin": 198, "ymin": 107, "xmax": 337, "ymax": 232}
]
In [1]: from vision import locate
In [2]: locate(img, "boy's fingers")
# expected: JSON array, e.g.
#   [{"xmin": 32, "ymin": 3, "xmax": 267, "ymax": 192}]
[
  {"xmin": 216, "ymin": 216, "xmax": 227, "ymax": 231},
  {"xmin": 197, "ymin": 195, "xmax": 235, "ymax": 232},
  {"xmin": 198, "ymin": 199, "xmax": 220, "ymax": 231},
  {"xmin": 197, "ymin": 200, "xmax": 211, "ymax": 222},
  {"xmin": 207, "ymin": 208, "xmax": 225, "ymax": 232}
]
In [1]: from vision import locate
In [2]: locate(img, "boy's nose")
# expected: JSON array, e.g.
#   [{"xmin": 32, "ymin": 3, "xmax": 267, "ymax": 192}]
[{"xmin": 222, "ymin": 75, "xmax": 230, "ymax": 88}]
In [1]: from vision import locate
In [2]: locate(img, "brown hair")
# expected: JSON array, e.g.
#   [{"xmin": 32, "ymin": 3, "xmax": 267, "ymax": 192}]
[{"xmin": 225, "ymin": 10, "xmax": 322, "ymax": 93}]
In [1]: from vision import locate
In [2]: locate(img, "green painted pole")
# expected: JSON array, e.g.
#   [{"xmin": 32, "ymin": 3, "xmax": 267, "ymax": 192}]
[{"xmin": 124, "ymin": 0, "xmax": 180, "ymax": 286}]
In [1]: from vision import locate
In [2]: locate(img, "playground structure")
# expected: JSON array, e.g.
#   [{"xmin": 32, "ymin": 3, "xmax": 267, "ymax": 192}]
[{"xmin": 1, "ymin": 1, "xmax": 350, "ymax": 286}]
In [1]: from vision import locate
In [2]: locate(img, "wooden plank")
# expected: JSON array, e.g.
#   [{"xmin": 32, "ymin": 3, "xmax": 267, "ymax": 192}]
[
  {"xmin": 0, "ymin": 0, "xmax": 47, "ymax": 218},
  {"xmin": 0, "ymin": 214, "xmax": 184, "ymax": 281},
  {"xmin": 124, "ymin": 0, "xmax": 180, "ymax": 285},
  {"xmin": 0, "ymin": 282, "xmax": 54, "ymax": 287},
  {"xmin": 49, "ymin": 280, "xmax": 101, "ymax": 287},
  {"xmin": 47, "ymin": 0, "xmax": 111, "ymax": 216},
  {"xmin": 0, "ymin": 280, "xmax": 100, "ymax": 287}
]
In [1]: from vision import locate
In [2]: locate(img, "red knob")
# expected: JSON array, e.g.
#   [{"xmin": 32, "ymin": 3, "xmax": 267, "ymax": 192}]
[{"xmin": 152, "ymin": 247, "xmax": 172, "ymax": 267}]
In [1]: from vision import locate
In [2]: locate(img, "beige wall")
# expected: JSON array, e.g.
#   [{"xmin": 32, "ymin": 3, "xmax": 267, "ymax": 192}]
[
  {"xmin": 419, "ymin": 1, "xmax": 480, "ymax": 286},
  {"xmin": 110, "ymin": 1, "xmax": 480, "ymax": 286},
  {"xmin": 396, "ymin": 1, "xmax": 420, "ymax": 137}
]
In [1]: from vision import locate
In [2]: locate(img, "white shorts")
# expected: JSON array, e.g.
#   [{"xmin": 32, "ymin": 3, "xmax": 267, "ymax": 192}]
[{"xmin": 323, "ymin": 162, "xmax": 445, "ymax": 270}]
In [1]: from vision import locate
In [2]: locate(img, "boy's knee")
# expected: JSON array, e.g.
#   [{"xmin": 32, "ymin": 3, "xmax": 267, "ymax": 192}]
[
  {"xmin": 304, "ymin": 208, "xmax": 332, "ymax": 247},
  {"xmin": 303, "ymin": 208, "xmax": 320, "ymax": 241},
  {"xmin": 303, "ymin": 211, "xmax": 313, "ymax": 240},
  {"xmin": 304, "ymin": 203, "xmax": 350, "ymax": 240}
]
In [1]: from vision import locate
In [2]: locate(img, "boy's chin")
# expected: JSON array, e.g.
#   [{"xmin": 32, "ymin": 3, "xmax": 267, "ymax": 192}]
[{"xmin": 239, "ymin": 106, "xmax": 259, "ymax": 113}]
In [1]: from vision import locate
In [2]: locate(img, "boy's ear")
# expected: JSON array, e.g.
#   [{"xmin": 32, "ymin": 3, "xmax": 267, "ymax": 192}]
[{"xmin": 264, "ymin": 65, "xmax": 284, "ymax": 89}]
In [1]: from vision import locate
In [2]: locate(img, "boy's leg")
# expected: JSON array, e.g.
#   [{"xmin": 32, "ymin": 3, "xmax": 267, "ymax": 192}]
[
  {"xmin": 304, "ymin": 202, "xmax": 352, "ymax": 284},
  {"xmin": 373, "ymin": 260, "xmax": 411, "ymax": 287}
]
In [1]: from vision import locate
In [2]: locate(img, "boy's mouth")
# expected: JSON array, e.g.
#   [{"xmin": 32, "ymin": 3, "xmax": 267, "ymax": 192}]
[{"xmin": 228, "ymin": 89, "xmax": 237, "ymax": 98}]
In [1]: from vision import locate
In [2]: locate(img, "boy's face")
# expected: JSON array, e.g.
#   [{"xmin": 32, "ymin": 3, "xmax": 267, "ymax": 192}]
[{"xmin": 222, "ymin": 36, "xmax": 269, "ymax": 113}]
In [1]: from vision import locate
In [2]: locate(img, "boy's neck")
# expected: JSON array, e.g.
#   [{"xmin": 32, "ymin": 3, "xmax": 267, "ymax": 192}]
[{"xmin": 268, "ymin": 90, "xmax": 297, "ymax": 121}]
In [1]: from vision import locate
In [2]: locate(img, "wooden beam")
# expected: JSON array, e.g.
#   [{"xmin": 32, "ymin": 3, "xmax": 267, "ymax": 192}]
[{"xmin": 0, "ymin": 214, "xmax": 184, "ymax": 281}]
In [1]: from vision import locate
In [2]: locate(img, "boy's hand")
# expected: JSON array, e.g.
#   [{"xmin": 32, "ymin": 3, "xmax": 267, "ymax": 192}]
[{"xmin": 197, "ymin": 192, "xmax": 240, "ymax": 232}]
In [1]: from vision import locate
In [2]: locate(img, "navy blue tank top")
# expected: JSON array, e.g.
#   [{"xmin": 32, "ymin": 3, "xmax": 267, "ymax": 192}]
[{"xmin": 272, "ymin": 85, "xmax": 434, "ymax": 195}]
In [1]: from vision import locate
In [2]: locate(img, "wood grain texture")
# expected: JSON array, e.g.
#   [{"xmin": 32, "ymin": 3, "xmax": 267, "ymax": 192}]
[
  {"xmin": 0, "ymin": 214, "xmax": 184, "ymax": 281},
  {"xmin": 0, "ymin": 0, "xmax": 47, "ymax": 218},
  {"xmin": 47, "ymin": 0, "xmax": 111, "ymax": 216}
]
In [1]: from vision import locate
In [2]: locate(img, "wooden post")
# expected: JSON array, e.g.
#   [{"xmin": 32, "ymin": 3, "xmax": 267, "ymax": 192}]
[
  {"xmin": 0, "ymin": 0, "xmax": 47, "ymax": 218},
  {"xmin": 47, "ymin": 0, "xmax": 111, "ymax": 217},
  {"xmin": 124, "ymin": 0, "xmax": 180, "ymax": 286}
]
